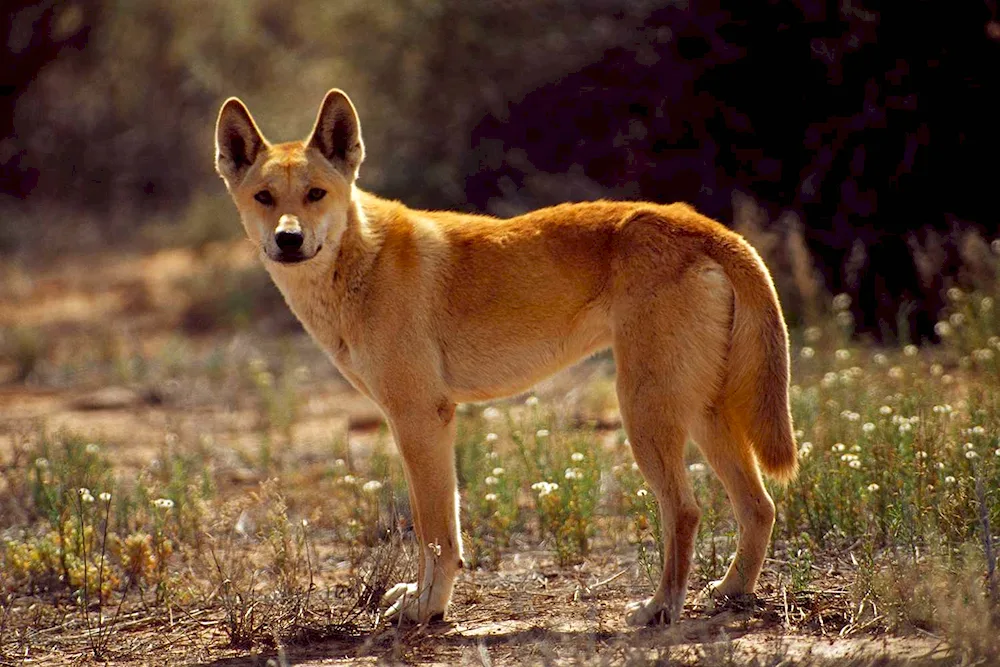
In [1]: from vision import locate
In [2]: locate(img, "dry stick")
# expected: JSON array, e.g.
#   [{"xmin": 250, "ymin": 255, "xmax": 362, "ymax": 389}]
[
  {"xmin": 974, "ymin": 470, "xmax": 998, "ymax": 602},
  {"xmin": 93, "ymin": 497, "xmax": 112, "ymax": 655},
  {"xmin": 76, "ymin": 494, "xmax": 94, "ymax": 652}
]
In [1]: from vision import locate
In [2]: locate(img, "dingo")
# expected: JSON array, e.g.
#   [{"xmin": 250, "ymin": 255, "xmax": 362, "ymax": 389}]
[{"xmin": 215, "ymin": 90, "xmax": 797, "ymax": 626}]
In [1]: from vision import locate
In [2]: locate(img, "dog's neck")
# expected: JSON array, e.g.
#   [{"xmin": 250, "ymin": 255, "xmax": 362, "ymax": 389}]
[{"xmin": 263, "ymin": 188, "xmax": 381, "ymax": 341}]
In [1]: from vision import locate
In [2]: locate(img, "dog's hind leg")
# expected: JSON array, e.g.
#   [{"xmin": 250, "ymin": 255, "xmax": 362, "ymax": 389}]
[
  {"xmin": 691, "ymin": 408, "xmax": 775, "ymax": 598},
  {"xmin": 611, "ymin": 212, "xmax": 733, "ymax": 625},
  {"xmin": 618, "ymin": 391, "xmax": 700, "ymax": 626}
]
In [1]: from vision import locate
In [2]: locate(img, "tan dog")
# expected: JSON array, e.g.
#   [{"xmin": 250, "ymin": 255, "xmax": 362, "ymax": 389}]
[{"xmin": 215, "ymin": 90, "xmax": 797, "ymax": 626}]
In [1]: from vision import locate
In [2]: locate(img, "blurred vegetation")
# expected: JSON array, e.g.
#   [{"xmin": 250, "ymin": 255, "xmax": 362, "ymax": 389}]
[
  {"xmin": 1, "ymin": 0, "xmax": 664, "ymax": 255},
  {"xmin": 2, "ymin": 0, "xmax": 999, "ymax": 338}
]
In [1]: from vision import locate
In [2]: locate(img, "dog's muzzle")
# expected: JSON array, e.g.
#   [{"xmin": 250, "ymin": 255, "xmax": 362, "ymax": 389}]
[{"xmin": 272, "ymin": 214, "xmax": 313, "ymax": 263}]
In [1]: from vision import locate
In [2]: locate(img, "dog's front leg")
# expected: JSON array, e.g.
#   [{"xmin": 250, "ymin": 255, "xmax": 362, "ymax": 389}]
[{"xmin": 381, "ymin": 401, "xmax": 463, "ymax": 624}]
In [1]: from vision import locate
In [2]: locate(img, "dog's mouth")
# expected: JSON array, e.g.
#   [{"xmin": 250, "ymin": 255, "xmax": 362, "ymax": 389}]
[{"xmin": 269, "ymin": 244, "xmax": 323, "ymax": 265}]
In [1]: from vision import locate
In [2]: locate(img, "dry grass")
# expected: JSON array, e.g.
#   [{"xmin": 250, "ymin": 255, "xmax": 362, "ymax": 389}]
[{"xmin": 1, "ymin": 240, "xmax": 999, "ymax": 665}]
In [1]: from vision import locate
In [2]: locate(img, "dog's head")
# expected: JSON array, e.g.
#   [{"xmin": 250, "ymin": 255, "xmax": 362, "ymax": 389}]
[{"xmin": 215, "ymin": 90, "xmax": 364, "ymax": 265}]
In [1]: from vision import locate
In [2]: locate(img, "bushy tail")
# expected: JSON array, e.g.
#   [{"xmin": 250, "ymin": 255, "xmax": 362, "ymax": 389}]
[{"xmin": 710, "ymin": 236, "xmax": 798, "ymax": 481}]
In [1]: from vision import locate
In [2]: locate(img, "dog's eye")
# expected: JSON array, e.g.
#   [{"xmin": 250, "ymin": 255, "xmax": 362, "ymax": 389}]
[
  {"xmin": 254, "ymin": 190, "xmax": 274, "ymax": 206},
  {"xmin": 307, "ymin": 188, "xmax": 327, "ymax": 203}
]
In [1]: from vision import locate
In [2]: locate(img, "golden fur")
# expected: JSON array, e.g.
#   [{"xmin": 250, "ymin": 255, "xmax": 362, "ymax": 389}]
[{"xmin": 215, "ymin": 90, "xmax": 797, "ymax": 625}]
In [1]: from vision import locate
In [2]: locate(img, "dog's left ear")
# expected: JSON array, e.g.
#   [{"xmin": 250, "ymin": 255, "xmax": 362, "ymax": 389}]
[
  {"xmin": 308, "ymin": 89, "xmax": 365, "ymax": 178},
  {"xmin": 216, "ymin": 98, "xmax": 267, "ymax": 184}
]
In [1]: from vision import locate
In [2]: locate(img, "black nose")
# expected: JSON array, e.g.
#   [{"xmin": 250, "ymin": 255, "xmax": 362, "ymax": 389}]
[{"xmin": 275, "ymin": 229, "xmax": 304, "ymax": 251}]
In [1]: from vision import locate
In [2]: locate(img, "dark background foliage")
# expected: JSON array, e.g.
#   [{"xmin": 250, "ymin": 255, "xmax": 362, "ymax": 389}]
[{"xmin": 3, "ymin": 0, "xmax": 999, "ymax": 339}]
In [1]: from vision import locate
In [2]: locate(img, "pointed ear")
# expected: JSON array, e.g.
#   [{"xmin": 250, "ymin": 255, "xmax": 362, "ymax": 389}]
[
  {"xmin": 215, "ymin": 98, "xmax": 267, "ymax": 183},
  {"xmin": 307, "ymin": 89, "xmax": 365, "ymax": 177}
]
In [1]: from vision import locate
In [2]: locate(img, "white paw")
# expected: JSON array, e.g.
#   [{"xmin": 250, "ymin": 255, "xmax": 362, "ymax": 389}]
[
  {"xmin": 382, "ymin": 582, "xmax": 445, "ymax": 624},
  {"xmin": 706, "ymin": 578, "xmax": 730, "ymax": 597},
  {"xmin": 625, "ymin": 597, "xmax": 674, "ymax": 626},
  {"xmin": 706, "ymin": 578, "xmax": 749, "ymax": 599}
]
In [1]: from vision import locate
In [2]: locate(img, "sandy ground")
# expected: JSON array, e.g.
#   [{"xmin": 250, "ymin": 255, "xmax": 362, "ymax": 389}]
[{"xmin": 0, "ymin": 245, "xmax": 956, "ymax": 665}]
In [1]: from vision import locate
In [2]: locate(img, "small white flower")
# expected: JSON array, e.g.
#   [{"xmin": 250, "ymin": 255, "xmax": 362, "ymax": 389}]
[
  {"xmin": 636, "ymin": 489, "xmax": 649, "ymax": 498},
  {"xmin": 492, "ymin": 467, "xmax": 505, "ymax": 476},
  {"xmin": 833, "ymin": 293, "xmax": 852, "ymax": 310},
  {"xmin": 941, "ymin": 374, "xmax": 954, "ymax": 384},
  {"xmin": 944, "ymin": 476, "xmax": 956, "ymax": 485},
  {"xmin": 915, "ymin": 450, "xmax": 928, "ymax": 459},
  {"xmin": 832, "ymin": 442, "xmax": 846, "ymax": 452},
  {"xmin": 930, "ymin": 363, "xmax": 943, "ymax": 376},
  {"xmin": 99, "ymin": 492, "xmax": 112, "ymax": 502},
  {"xmin": 964, "ymin": 442, "xmax": 976, "ymax": 451},
  {"xmin": 966, "ymin": 450, "xmax": 979, "ymax": 460},
  {"xmin": 483, "ymin": 407, "xmax": 502, "ymax": 421},
  {"xmin": 484, "ymin": 493, "xmax": 498, "ymax": 502},
  {"xmin": 525, "ymin": 396, "xmax": 540, "ymax": 407},
  {"xmin": 888, "ymin": 366, "xmax": 905, "ymax": 380},
  {"xmin": 879, "ymin": 405, "xmax": 892, "ymax": 415},
  {"xmin": 835, "ymin": 349, "xmax": 850, "ymax": 361},
  {"xmin": 805, "ymin": 326, "xmax": 822, "ymax": 343},
  {"xmin": 341, "ymin": 475, "xmax": 356, "ymax": 485},
  {"xmin": 903, "ymin": 345, "xmax": 918, "ymax": 357},
  {"xmin": 934, "ymin": 321, "xmax": 952, "ymax": 337},
  {"xmin": 34, "ymin": 457, "xmax": 49, "ymax": 469},
  {"xmin": 873, "ymin": 353, "xmax": 888, "ymax": 366},
  {"xmin": 994, "ymin": 448, "xmax": 1000, "ymax": 457},
  {"xmin": 688, "ymin": 463, "xmax": 706, "ymax": 474},
  {"xmin": 486, "ymin": 432, "xmax": 499, "ymax": 442},
  {"xmin": 485, "ymin": 476, "xmax": 499, "ymax": 486},
  {"xmin": 631, "ymin": 462, "xmax": 639, "ymax": 471},
  {"xmin": 949, "ymin": 312, "xmax": 965, "ymax": 327},
  {"xmin": 531, "ymin": 481, "xmax": 559, "ymax": 497},
  {"xmin": 564, "ymin": 468, "xmax": 582, "ymax": 480},
  {"xmin": 78, "ymin": 488, "xmax": 94, "ymax": 503},
  {"xmin": 899, "ymin": 422, "xmax": 912, "ymax": 434},
  {"xmin": 947, "ymin": 287, "xmax": 964, "ymax": 302},
  {"xmin": 333, "ymin": 458, "xmax": 346, "ymax": 469},
  {"xmin": 799, "ymin": 442, "xmax": 813, "ymax": 457},
  {"xmin": 936, "ymin": 461, "xmax": 945, "ymax": 470},
  {"xmin": 867, "ymin": 483, "xmax": 879, "ymax": 492},
  {"xmin": 849, "ymin": 459, "xmax": 862, "ymax": 469},
  {"xmin": 800, "ymin": 346, "xmax": 815, "ymax": 359},
  {"xmin": 983, "ymin": 296, "xmax": 996, "ymax": 313},
  {"xmin": 862, "ymin": 422, "xmax": 875, "ymax": 434},
  {"xmin": 535, "ymin": 429, "xmax": 550, "ymax": 438},
  {"xmin": 362, "ymin": 480, "xmax": 383, "ymax": 494},
  {"xmin": 85, "ymin": 443, "xmax": 100, "ymax": 455},
  {"xmin": 571, "ymin": 452, "xmax": 584, "ymax": 462},
  {"xmin": 153, "ymin": 498, "xmax": 174, "ymax": 509},
  {"xmin": 973, "ymin": 348, "xmax": 995, "ymax": 362}
]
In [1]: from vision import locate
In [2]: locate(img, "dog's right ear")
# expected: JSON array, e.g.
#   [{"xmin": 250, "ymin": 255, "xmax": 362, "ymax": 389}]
[
  {"xmin": 308, "ymin": 89, "xmax": 365, "ymax": 179},
  {"xmin": 215, "ymin": 98, "xmax": 267, "ymax": 183}
]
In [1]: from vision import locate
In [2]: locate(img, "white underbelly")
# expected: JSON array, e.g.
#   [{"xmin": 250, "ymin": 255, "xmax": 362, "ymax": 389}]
[{"xmin": 443, "ymin": 314, "xmax": 612, "ymax": 402}]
